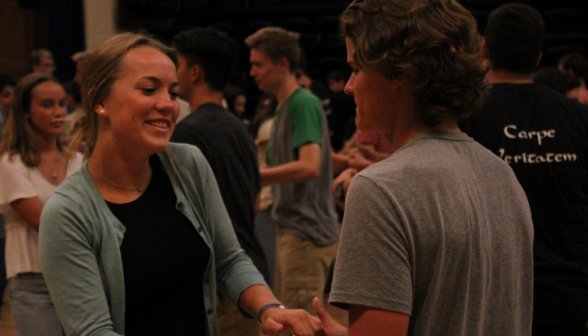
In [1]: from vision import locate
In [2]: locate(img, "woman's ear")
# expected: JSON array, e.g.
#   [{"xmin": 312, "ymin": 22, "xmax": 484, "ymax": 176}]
[
  {"xmin": 89, "ymin": 88, "xmax": 108, "ymax": 117},
  {"xmin": 94, "ymin": 105, "xmax": 108, "ymax": 117}
]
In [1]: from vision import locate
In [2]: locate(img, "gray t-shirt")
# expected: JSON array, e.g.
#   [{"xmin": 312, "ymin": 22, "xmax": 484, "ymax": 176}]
[
  {"xmin": 268, "ymin": 88, "xmax": 339, "ymax": 246},
  {"xmin": 330, "ymin": 131, "xmax": 534, "ymax": 335}
]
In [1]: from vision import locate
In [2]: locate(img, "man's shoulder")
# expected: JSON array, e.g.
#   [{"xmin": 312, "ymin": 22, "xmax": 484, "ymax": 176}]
[
  {"xmin": 178, "ymin": 103, "xmax": 230, "ymax": 124},
  {"xmin": 175, "ymin": 103, "xmax": 249, "ymax": 136},
  {"xmin": 287, "ymin": 88, "xmax": 322, "ymax": 107},
  {"xmin": 487, "ymin": 83, "xmax": 587, "ymax": 112}
]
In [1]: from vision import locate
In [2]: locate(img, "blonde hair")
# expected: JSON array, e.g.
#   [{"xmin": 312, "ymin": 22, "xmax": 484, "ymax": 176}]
[
  {"xmin": 71, "ymin": 50, "xmax": 93, "ymax": 63},
  {"xmin": 0, "ymin": 73, "xmax": 63, "ymax": 167},
  {"xmin": 66, "ymin": 32, "xmax": 178, "ymax": 162}
]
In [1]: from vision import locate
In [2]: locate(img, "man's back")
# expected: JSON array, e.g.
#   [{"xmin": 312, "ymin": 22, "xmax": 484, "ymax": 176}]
[
  {"xmin": 171, "ymin": 103, "xmax": 269, "ymax": 282},
  {"xmin": 461, "ymin": 83, "xmax": 588, "ymax": 324},
  {"xmin": 331, "ymin": 131, "xmax": 534, "ymax": 335}
]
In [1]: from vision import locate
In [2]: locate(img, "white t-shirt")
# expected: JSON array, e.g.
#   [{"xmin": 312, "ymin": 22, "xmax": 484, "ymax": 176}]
[{"xmin": 0, "ymin": 152, "xmax": 83, "ymax": 279}]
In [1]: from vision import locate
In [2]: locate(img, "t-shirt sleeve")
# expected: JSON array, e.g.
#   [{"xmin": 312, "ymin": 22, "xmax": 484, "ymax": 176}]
[
  {"xmin": 289, "ymin": 94, "xmax": 323, "ymax": 149},
  {"xmin": 329, "ymin": 175, "xmax": 413, "ymax": 315},
  {"xmin": 0, "ymin": 155, "xmax": 37, "ymax": 206}
]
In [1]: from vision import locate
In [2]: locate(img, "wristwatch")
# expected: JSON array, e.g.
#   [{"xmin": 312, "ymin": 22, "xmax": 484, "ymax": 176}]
[{"xmin": 335, "ymin": 180, "xmax": 346, "ymax": 202}]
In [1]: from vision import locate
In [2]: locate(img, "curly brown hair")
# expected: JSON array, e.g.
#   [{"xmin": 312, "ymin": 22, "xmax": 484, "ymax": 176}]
[{"xmin": 340, "ymin": 0, "xmax": 488, "ymax": 126}]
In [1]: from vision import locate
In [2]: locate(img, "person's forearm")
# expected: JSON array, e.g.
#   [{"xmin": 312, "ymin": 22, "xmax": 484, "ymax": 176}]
[
  {"xmin": 261, "ymin": 160, "xmax": 319, "ymax": 185},
  {"xmin": 332, "ymin": 172, "xmax": 354, "ymax": 211},
  {"xmin": 10, "ymin": 197, "xmax": 43, "ymax": 231},
  {"xmin": 349, "ymin": 158, "xmax": 375, "ymax": 171},
  {"xmin": 238, "ymin": 284, "xmax": 282, "ymax": 321},
  {"xmin": 332, "ymin": 152, "xmax": 350, "ymax": 175}
]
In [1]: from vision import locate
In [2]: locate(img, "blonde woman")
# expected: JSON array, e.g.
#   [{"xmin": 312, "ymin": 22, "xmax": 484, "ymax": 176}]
[
  {"xmin": 39, "ymin": 33, "xmax": 322, "ymax": 336},
  {"xmin": 0, "ymin": 73, "xmax": 83, "ymax": 336}
]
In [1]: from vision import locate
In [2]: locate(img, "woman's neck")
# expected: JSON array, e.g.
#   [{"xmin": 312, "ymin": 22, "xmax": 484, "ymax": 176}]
[
  {"xmin": 35, "ymin": 132, "xmax": 59, "ymax": 153},
  {"xmin": 89, "ymin": 139, "xmax": 152, "ymax": 188},
  {"xmin": 88, "ymin": 133, "xmax": 151, "ymax": 196}
]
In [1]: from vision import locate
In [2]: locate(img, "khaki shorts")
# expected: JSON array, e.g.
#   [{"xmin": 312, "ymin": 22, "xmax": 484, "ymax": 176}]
[
  {"xmin": 216, "ymin": 290, "xmax": 260, "ymax": 336},
  {"xmin": 275, "ymin": 233, "xmax": 338, "ymax": 314}
]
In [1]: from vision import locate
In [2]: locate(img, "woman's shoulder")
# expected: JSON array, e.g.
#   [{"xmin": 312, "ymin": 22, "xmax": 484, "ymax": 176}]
[
  {"xmin": 66, "ymin": 152, "xmax": 84, "ymax": 175},
  {"xmin": 162, "ymin": 143, "xmax": 216, "ymax": 191},
  {"xmin": 43, "ymin": 167, "xmax": 99, "ymax": 230},
  {"xmin": 0, "ymin": 152, "xmax": 26, "ymax": 169},
  {"xmin": 164, "ymin": 143, "xmax": 207, "ymax": 167}
]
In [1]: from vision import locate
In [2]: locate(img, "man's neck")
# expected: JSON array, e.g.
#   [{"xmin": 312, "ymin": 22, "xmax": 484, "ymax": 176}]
[
  {"xmin": 486, "ymin": 69, "xmax": 534, "ymax": 84},
  {"xmin": 187, "ymin": 84, "xmax": 224, "ymax": 111},
  {"xmin": 272, "ymin": 74, "xmax": 301, "ymax": 107}
]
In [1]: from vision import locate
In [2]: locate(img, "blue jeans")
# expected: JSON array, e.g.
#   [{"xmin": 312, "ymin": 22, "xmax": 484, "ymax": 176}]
[{"xmin": 8, "ymin": 273, "xmax": 64, "ymax": 336}]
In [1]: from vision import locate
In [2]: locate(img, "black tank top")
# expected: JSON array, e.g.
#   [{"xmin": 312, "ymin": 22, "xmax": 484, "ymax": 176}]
[{"xmin": 107, "ymin": 155, "xmax": 210, "ymax": 335}]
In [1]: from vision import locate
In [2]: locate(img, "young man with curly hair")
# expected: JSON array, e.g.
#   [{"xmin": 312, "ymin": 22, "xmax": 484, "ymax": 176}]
[{"xmin": 313, "ymin": 0, "xmax": 534, "ymax": 335}]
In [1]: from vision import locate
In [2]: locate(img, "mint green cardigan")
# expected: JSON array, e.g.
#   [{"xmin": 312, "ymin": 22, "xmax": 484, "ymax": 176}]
[{"xmin": 39, "ymin": 143, "xmax": 266, "ymax": 336}]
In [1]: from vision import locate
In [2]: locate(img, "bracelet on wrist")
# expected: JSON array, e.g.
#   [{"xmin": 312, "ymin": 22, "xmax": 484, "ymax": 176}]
[
  {"xmin": 257, "ymin": 303, "xmax": 286, "ymax": 323},
  {"xmin": 335, "ymin": 179, "xmax": 347, "ymax": 202}
]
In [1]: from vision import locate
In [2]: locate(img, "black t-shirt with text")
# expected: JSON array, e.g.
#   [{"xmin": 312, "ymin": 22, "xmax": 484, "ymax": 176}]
[{"xmin": 460, "ymin": 83, "xmax": 588, "ymax": 324}]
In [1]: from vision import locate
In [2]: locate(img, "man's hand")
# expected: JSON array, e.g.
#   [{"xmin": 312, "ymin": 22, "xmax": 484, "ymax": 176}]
[
  {"xmin": 260, "ymin": 307, "xmax": 324, "ymax": 336},
  {"xmin": 312, "ymin": 297, "xmax": 348, "ymax": 336},
  {"xmin": 356, "ymin": 144, "xmax": 378, "ymax": 161},
  {"xmin": 348, "ymin": 152, "xmax": 373, "ymax": 171},
  {"xmin": 356, "ymin": 144, "xmax": 392, "ymax": 162}
]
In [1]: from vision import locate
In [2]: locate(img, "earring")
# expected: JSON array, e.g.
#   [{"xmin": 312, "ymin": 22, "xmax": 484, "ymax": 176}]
[{"xmin": 100, "ymin": 109, "xmax": 105, "ymax": 114}]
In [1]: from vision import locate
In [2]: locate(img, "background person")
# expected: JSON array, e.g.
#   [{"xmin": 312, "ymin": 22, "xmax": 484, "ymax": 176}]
[
  {"xmin": 224, "ymin": 85, "xmax": 250, "ymax": 124},
  {"xmin": 0, "ymin": 73, "xmax": 82, "ymax": 336},
  {"xmin": 38, "ymin": 32, "xmax": 323, "ymax": 336},
  {"xmin": 326, "ymin": 69, "xmax": 355, "ymax": 152},
  {"xmin": 0, "ymin": 73, "xmax": 16, "ymax": 123},
  {"xmin": 460, "ymin": 4, "xmax": 588, "ymax": 335},
  {"xmin": 558, "ymin": 52, "xmax": 588, "ymax": 105},
  {"xmin": 70, "ymin": 50, "xmax": 93, "ymax": 85},
  {"xmin": 171, "ymin": 27, "xmax": 270, "ymax": 336},
  {"xmin": 533, "ymin": 67, "xmax": 584, "ymax": 103},
  {"xmin": 314, "ymin": 0, "xmax": 534, "ymax": 335},
  {"xmin": 246, "ymin": 27, "xmax": 340, "ymax": 317},
  {"xmin": 30, "ymin": 49, "xmax": 56, "ymax": 75},
  {"xmin": 0, "ymin": 72, "xmax": 16, "ymax": 320}
]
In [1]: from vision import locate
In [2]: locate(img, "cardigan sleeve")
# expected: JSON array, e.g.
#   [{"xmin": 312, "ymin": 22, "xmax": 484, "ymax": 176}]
[{"xmin": 39, "ymin": 192, "xmax": 122, "ymax": 336}]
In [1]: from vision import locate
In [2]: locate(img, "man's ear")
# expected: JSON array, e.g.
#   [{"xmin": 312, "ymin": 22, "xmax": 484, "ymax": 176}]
[
  {"xmin": 392, "ymin": 78, "xmax": 406, "ymax": 89},
  {"xmin": 190, "ymin": 64, "xmax": 203, "ymax": 84},
  {"xmin": 480, "ymin": 39, "xmax": 489, "ymax": 61},
  {"xmin": 278, "ymin": 57, "xmax": 289, "ymax": 72},
  {"xmin": 535, "ymin": 52, "xmax": 542, "ymax": 67}
]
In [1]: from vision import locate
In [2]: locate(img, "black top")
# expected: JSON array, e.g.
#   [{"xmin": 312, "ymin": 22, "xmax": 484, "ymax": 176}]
[
  {"xmin": 460, "ymin": 83, "xmax": 588, "ymax": 324},
  {"xmin": 171, "ymin": 103, "xmax": 269, "ymax": 282},
  {"xmin": 107, "ymin": 155, "xmax": 209, "ymax": 336},
  {"xmin": 327, "ymin": 91, "xmax": 356, "ymax": 151}
]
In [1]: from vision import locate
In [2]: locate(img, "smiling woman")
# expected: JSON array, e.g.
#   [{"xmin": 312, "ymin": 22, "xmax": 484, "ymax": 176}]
[
  {"xmin": 37, "ymin": 32, "xmax": 323, "ymax": 336},
  {"xmin": 0, "ymin": 73, "xmax": 83, "ymax": 336}
]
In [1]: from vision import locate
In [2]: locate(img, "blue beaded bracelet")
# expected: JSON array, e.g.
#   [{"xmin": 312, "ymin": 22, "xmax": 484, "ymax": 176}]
[{"xmin": 257, "ymin": 303, "xmax": 286, "ymax": 322}]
